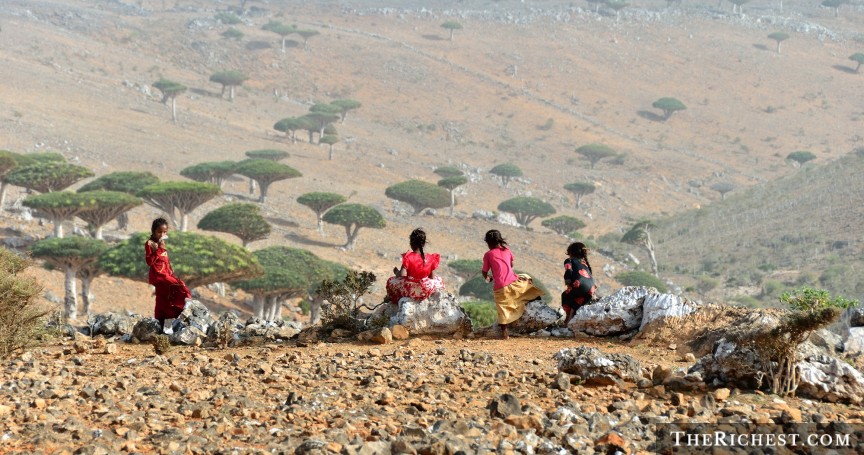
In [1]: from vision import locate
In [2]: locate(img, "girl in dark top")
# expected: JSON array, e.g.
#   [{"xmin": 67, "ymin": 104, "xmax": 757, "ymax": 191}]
[{"xmin": 561, "ymin": 242, "xmax": 596, "ymax": 324}]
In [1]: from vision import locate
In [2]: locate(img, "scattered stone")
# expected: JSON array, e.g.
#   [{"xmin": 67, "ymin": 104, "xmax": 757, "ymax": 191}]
[
  {"xmin": 487, "ymin": 394, "xmax": 522, "ymax": 418},
  {"xmin": 554, "ymin": 347, "xmax": 643, "ymax": 385},
  {"xmin": 91, "ymin": 312, "xmax": 137, "ymax": 337},
  {"xmin": 132, "ymin": 318, "xmax": 162, "ymax": 343},
  {"xmin": 713, "ymin": 388, "xmax": 731, "ymax": 402},
  {"xmin": 391, "ymin": 325, "xmax": 409, "ymax": 340},
  {"xmin": 553, "ymin": 373, "xmax": 571, "ymax": 391}
]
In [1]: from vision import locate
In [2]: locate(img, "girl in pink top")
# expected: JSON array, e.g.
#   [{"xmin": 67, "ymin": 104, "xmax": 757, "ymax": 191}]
[
  {"xmin": 481, "ymin": 230, "xmax": 544, "ymax": 339},
  {"xmin": 385, "ymin": 228, "xmax": 444, "ymax": 305}
]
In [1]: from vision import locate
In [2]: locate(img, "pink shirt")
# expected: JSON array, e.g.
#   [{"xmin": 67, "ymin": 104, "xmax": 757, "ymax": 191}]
[{"xmin": 482, "ymin": 247, "xmax": 518, "ymax": 290}]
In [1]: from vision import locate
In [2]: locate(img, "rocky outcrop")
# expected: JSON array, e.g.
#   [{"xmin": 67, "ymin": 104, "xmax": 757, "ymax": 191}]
[
  {"xmin": 568, "ymin": 286, "xmax": 656, "ymax": 336},
  {"xmin": 553, "ymin": 347, "xmax": 643, "ymax": 385},
  {"xmin": 388, "ymin": 292, "xmax": 472, "ymax": 336},
  {"xmin": 639, "ymin": 293, "xmax": 699, "ymax": 331},
  {"xmin": 170, "ymin": 300, "xmax": 213, "ymax": 346},
  {"xmin": 132, "ymin": 318, "xmax": 162, "ymax": 343},
  {"xmin": 90, "ymin": 312, "xmax": 137, "ymax": 337},
  {"xmin": 241, "ymin": 317, "xmax": 302, "ymax": 340},
  {"xmin": 798, "ymin": 354, "xmax": 864, "ymax": 404}
]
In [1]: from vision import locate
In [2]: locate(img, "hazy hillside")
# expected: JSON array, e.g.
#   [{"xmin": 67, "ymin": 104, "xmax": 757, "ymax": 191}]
[
  {"xmin": 651, "ymin": 149, "xmax": 864, "ymax": 305},
  {"xmin": 1, "ymin": 0, "xmax": 863, "ymax": 313}
]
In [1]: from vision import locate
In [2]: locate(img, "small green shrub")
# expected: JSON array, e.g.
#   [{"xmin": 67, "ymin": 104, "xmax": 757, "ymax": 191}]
[
  {"xmin": 461, "ymin": 300, "xmax": 497, "ymax": 328},
  {"xmin": 319, "ymin": 270, "xmax": 376, "ymax": 334},
  {"xmin": 615, "ymin": 271, "xmax": 667, "ymax": 293},
  {"xmin": 0, "ymin": 248, "xmax": 48, "ymax": 358}
]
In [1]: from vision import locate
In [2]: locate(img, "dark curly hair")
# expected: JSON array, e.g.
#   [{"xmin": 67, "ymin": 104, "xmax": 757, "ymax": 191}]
[{"xmin": 566, "ymin": 242, "xmax": 592, "ymax": 275}]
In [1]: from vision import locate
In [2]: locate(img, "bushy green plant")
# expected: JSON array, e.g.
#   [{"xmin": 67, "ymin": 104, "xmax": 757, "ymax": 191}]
[
  {"xmin": 575, "ymin": 144, "xmax": 616, "ymax": 169},
  {"xmin": 541, "ymin": 215, "xmax": 585, "ymax": 236},
  {"xmin": 461, "ymin": 300, "xmax": 497, "ymax": 328},
  {"xmin": 214, "ymin": 12, "xmax": 241, "ymax": 25},
  {"xmin": 197, "ymin": 203, "xmax": 271, "ymax": 247},
  {"xmin": 321, "ymin": 203, "xmax": 386, "ymax": 250},
  {"xmin": 615, "ymin": 271, "xmax": 667, "ymax": 293},
  {"xmin": 489, "ymin": 163, "xmax": 523, "ymax": 186},
  {"xmin": 137, "ymin": 181, "xmax": 221, "ymax": 231},
  {"xmin": 221, "ymin": 28, "xmax": 244, "ymax": 40},
  {"xmin": 448, "ymin": 259, "xmax": 483, "ymax": 279},
  {"xmin": 297, "ymin": 192, "xmax": 347, "ymax": 233},
  {"xmin": 78, "ymin": 171, "xmax": 159, "ymax": 194},
  {"xmin": 0, "ymin": 248, "xmax": 48, "ymax": 358},
  {"xmin": 233, "ymin": 159, "xmax": 301, "ymax": 203},
  {"xmin": 497, "ymin": 197, "xmax": 556, "ymax": 228},
  {"xmin": 741, "ymin": 287, "xmax": 857, "ymax": 396},
  {"xmin": 384, "ymin": 180, "xmax": 450, "ymax": 214},
  {"xmin": 319, "ymin": 270, "xmax": 376, "ymax": 334},
  {"xmin": 5, "ymin": 162, "xmax": 94, "ymax": 193},
  {"xmin": 180, "ymin": 161, "xmax": 236, "ymax": 186}
]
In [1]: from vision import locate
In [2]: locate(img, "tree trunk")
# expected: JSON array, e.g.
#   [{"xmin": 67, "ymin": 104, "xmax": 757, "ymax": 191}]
[
  {"xmin": 93, "ymin": 225, "xmax": 104, "ymax": 240},
  {"xmin": 345, "ymin": 225, "xmax": 358, "ymax": 250},
  {"xmin": 317, "ymin": 214, "xmax": 324, "ymax": 235},
  {"xmin": 291, "ymin": 130, "xmax": 297, "ymax": 144},
  {"xmin": 0, "ymin": 181, "xmax": 7, "ymax": 208},
  {"xmin": 449, "ymin": 29, "xmax": 454, "ymax": 41},
  {"xmin": 575, "ymin": 194, "xmax": 583, "ymax": 209},
  {"xmin": 253, "ymin": 294, "xmax": 265, "ymax": 319},
  {"xmin": 54, "ymin": 219, "xmax": 64, "ymax": 238},
  {"xmin": 310, "ymin": 295, "xmax": 324, "ymax": 325},
  {"xmin": 229, "ymin": 85, "xmax": 235, "ymax": 101},
  {"xmin": 221, "ymin": 85, "xmax": 226, "ymax": 97},
  {"xmin": 64, "ymin": 266, "xmax": 79, "ymax": 321},
  {"xmin": 776, "ymin": 41, "xmax": 781, "ymax": 54},
  {"xmin": 180, "ymin": 213, "xmax": 189, "ymax": 232},
  {"xmin": 275, "ymin": 298, "xmax": 283, "ymax": 320},
  {"xmin": 81, "ymin": 276, "xmax": 94, "ymax": 318},
  {"xmin": 171, "ymin": 97, "xmax": 177, "ymax": 123},
  {"xmin": 259, "ymin": 183, "xmax": 269, "ymax": 203},
  {"xmin": 329, "ymin": 144, "xmax": 334, "ymax": 160},
  {"xmin": 214, "ymin": 282, "xmax": 226, "ymax": 297},
  {"xmin": 249, "ymin": 178, "xmax": 257, "ymax": 195},
  {"xmin": 449, "ymin": 190, "xmax": 455, "ymax": 216},
  {"xmin": 643, "ymin": 233, "xmax": 659, "ymax": 277},
  {"xmin": 281, "ymin": 37, "xmax": 286, "ymax": 52}
]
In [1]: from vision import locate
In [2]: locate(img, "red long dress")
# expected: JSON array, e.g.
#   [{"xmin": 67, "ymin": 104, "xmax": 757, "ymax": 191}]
[{"xmin": 144, "ymin": 240, "xmax": 191, "ymax": 319}]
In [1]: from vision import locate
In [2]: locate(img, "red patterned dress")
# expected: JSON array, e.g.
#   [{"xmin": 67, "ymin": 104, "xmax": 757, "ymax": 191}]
[
  {"xmin": 385, "ymin": 251, "xmax": 444, "ymax": 305},
  {"xmin": 145, "ymin": 240, "xmax": 191, "ymax": 319}
]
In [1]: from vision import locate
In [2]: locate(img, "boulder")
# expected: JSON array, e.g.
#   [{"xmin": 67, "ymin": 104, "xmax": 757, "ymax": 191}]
[
  {"xmin": 170, "ymin": 300, "xmax": 214, "ymax": 346},
  {"xmin": 639, "ymin": 293, "xmax": 699, "ymax": 331},
  {"xmin": 205, "ymin": 312, "xmax": 244, "ymax": 346},
  {"xmin": 843, "ymin": 327, "xmax": 864, "ymax": 355},
  {"xmin": 509, "ymin": 299, "xmax": 562, "ymax": 333},
  {"xmin": 242, "ymin": 318, "xmax": 302, "ymax": 340},
  {"xmin": 132, "ymin": 318, "xmax": 162, "ymax": 343},
  {"xmin": 568, "ymin": 286, "xmax": 656, "ymax": 336},
  {"xmin": 388, "ymin": 292, "xmax": 472, "ymax": 336},
  {"xmin": 553, "ymin": 347, "xmax": 643, "ymax": 385},
  {"xmin": 91, "ymin": 312, "xmax": 137, "ymax": 337},
  {"xmin": 848, "ymin": 307, "xmax": 864, "ymax": 328},
  {"xmin": 798, "ymin": 354, "xmax": 864, "ymax": 404}
]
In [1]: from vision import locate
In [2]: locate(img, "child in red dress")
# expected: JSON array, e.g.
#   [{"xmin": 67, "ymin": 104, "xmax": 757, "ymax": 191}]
[
  {"xmin": 386, "ymin": 228, "xmax": 444, "ymax": 305},
  {"xmin": 144, "ymin": 218, "xmax": 191, "ymax": 332}
]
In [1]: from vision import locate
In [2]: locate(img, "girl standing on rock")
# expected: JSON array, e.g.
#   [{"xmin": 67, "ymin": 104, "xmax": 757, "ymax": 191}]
[
  {"xmin": 145, "ymin": 218, "xmax": 191, "ymax": 332},
  {"xmin": 481, "ymin": 230, "xmax": 544, "ymax": 340},
  {"xmin": 385, "ymin": 228, "xmax": 444, "ymax": 305},
  {"xmin": 561, "ymin": 242, "xmax": 596, "ymax": 325}
]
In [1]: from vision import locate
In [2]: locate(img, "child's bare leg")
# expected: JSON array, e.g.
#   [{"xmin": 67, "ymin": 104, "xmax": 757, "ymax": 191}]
[{"xmin": 499, "ymin": 323, "xmax": 509, "ymax": 340}]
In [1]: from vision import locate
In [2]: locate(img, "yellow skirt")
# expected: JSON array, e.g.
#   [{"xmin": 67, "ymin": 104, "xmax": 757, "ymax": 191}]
[{"xmin": 493, "ymin": 274, "xmax": 545, "ymax": 324}]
